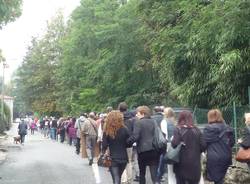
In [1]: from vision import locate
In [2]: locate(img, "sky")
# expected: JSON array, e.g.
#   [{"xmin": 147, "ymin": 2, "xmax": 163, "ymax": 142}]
[{"xmin": 0, "ymin": 0, "xmax": 80, "ymax": 83}]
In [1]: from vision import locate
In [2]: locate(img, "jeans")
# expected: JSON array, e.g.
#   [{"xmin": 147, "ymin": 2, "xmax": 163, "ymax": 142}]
[
  {"xmin": 50, "ymin": 128, "xmax": 56, "ymax": 140},
  {"xmin": 157, "ymin": 153, "xmax": 166, "ymax": 181},
  {"xmin": 68, "ymin": 137, "xmax": 76, "ymax": 146},
  {"xmin": 110, "ymin": 163, "xmax": 127, "ymax": 184},
  {"xmin": 60, "ymin": 130, "xmax": 65, "ymax": 143},
  {"xmin": 44, "ymin": 127, "xmax": 49, "ymax": 137},
  {"xmin": 20, "ymin": 134, "xmax": 25, "ymax": 143}
]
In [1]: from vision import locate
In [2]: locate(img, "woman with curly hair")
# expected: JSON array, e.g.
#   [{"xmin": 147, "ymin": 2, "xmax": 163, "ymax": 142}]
[{"xmin": 102, "ymin": 110, "xmax": 130, "ymax": 184}]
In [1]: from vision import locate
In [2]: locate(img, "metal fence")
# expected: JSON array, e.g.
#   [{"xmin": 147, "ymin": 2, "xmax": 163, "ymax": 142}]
[{"xmin": 193, "ymin": 103, "xmax": 250, "ymax": 152}]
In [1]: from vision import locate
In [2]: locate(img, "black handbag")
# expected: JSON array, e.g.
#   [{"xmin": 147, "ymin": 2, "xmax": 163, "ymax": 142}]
[{"xmin": 152, "ymin": 121, "xmax": 167, "ymax": 151}]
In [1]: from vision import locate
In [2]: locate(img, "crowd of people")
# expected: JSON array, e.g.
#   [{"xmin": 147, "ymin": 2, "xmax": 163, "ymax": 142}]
[{"xmin": 17, "ymin": 102, "xmax": 250, "ymax": 184}]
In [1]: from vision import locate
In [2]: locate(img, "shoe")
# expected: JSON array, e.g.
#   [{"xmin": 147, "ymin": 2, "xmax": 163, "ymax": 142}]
[{"xmin": 89, "ymin": 159, "xmax": 93, "ymax": 166}]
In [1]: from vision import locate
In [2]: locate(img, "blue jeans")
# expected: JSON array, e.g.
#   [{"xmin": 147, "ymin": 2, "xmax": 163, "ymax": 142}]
[
  {"xmin": 157, "ymin": 153, "xmax": 166, "ymax": 181},
  {"xmin": 50, "ymin": 128, "xmax": 56, "ymax": 140}
]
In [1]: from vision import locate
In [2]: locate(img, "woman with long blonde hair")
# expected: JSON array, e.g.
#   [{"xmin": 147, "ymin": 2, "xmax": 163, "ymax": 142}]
[{"xmin": 102, "ymin": 110, "xmax": 130, "ymax": 184}]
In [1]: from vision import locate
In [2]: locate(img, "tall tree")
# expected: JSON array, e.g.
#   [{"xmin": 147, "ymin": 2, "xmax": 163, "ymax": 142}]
[
  {"xmin": 14, "ymin": 12, "xmax": 66, "ymax": 114},
  {"xmin": 0, "ymin": 0, "xmax": 22, "ymax": 28}
]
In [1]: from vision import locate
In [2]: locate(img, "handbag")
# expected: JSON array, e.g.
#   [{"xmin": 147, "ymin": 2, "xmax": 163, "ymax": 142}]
[
  {"xmin": 98, "ymin": 154, "xmax": 112, "ymax": 167},
  {"xmin": 235, "ymin": 147, "xmax": 250, "ymax": 163},
  {"xmin": 152, "ymin": 121, "xmax": 167, "ymax": 151},
  {"xmin": 164, "ymin": 142, "xmax": 185, "ymax": 164},
  {"xmin": 164, "ymin": 128, "xmax": 187, "ymax": 164}
]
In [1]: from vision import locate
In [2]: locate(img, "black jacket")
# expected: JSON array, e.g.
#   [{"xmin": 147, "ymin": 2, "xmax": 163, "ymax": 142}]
[
  {"xmin": 123, "ymin": 111, "xmax": 135, "ymax": 135},
  {"xmin": 172, "ymin": 126, "xmax": 206, "ymax": 182},
  {"xmin": 127, "ymin": 117, "xmax": 155, "ymax": 154},
  {"xmin": 203, "ymin": 122, "xmax": 235, "ymax": 182},
  {"xmin": 18, "ymin": 122, "xmax": 28, "ymax": 135},
  {"xmin": 102, "ymin": 127, "xmax": 130, "ymax": 164},
  {"xmin": 151, "ymin": 113, "xmax": 163, "ymax": 127}
]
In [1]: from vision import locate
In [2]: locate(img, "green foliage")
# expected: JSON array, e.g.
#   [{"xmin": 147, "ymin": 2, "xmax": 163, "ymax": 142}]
[
  {"xmin": 0, "ymin": 0, "xmax": 22, "ymax": 28},
  {"xmin": 13, "ymin": 12, "xmax": 66, "ymax": 114},
  {"xmin": 138, "ymin": 0, "xmax": 250, "ymax": 107},
  {"xmin": 13, "ymin": 0, "xmax": 250, "ymax": 115},
  {"xmin": 0, "ymin": 100, "xmax": 11, "ymax": 133}
]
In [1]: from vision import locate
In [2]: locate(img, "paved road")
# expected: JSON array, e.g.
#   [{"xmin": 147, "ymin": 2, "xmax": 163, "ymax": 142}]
[
  {"xmin": 0, "ymin": 124, "xmax": 162, "ymax": 184},
  {"xmin": 0, "ymin": 124, "xmax": 113, "ymax": 184}
]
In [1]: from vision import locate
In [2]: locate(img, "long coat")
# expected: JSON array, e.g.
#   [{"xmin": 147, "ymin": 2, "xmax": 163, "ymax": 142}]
[
  {"xmin": 171, "ymin": 126, "xmax": 206, "ymax": 182},
  {"xmin": 18, "ymin": 122, "xmax": 28, "ymax": 135},
  {"xmin": 203, "ymin": 122, "xmax": 235, "ymax": 182}
]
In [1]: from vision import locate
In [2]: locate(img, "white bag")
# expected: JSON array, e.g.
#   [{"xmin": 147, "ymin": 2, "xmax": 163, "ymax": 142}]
[
  {"xmin": 168, "ymin": 164, "xmax": 176, "ymax": 184},
  {"xmin": 199, "ymin": 174, "xmax": 204, "ymax": 184}
]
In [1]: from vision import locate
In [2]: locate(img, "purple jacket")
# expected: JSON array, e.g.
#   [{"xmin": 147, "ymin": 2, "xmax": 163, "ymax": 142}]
[{"xmin": 67, "ymin": 122, "xmax": 76, "ymax": 138}]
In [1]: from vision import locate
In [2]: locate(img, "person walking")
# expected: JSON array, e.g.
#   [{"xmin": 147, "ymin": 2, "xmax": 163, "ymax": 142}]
[
  {"xmin": 44, "ymin": 118, "xmax": 50, "ymax": 138},
  {"xmin": 75, "ymin": 115, "xmax": 87, "ymax": 155},
  {"xmin": 30, "ymin": 120, "xmax": 36, "ymax": 135},
  {"xmin": 127, "ymin": 106, "xmax": 160, "ymax": 184},
  {"xmin": 151, "ymin": 106, "xmax": 164, "ymax": 127},
  {"xmin": 57, "ymin": 118, "xmax": 66, "ymax": 143},
  {"xmin": 66, "ymin": 117, "xmax": 77, "ymax": 145},
  {"xmin": 102, "ymin": 110, "xmax": 130, "ymax": 184},
  {"xmin": 50, "ymin": 117, "xmax": 57, "ymax": 140},
  {"xmin": 171, "ymin": 110, "xmax": 206, "ymax": 184},
  {"xmin": 82, "ymin": 112, "xmax": 98, "ymax": 165},
  {"xmin": 238, "ymin": 113, "xmax": 250, "ymax": 170},
  {"xmin": 157, "ymin": 107, "xmax": 176, "ymax": 183},
  {"xmin": 118, "ymin": 102, "xmax": 135, "ymax": 184},
  {"xmin": 203, "ymin": 109, "xmax": 235, "ymax": 184},
  {"xmin": 18, "ymin": 119, "xmax": 28, "ymax": 144}
]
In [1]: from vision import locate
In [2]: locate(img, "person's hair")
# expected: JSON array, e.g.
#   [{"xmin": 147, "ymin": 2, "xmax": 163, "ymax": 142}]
[
  {"xmin": 164, "ymin": 107, "xmax": 175, "ymax": 119},
  {"xmin": 245, "ymin": 113, "xmax": 250, "ymax": 125},
  {"xmin": 104, "ymin": 110, "xmax": 124, "ymax": 139},
  {"xmin": 118, "ymin": 102, "xmax": 128, "ymax": 112},
  {"xmin": 89, "ymin": 112, "xmax": 95, "ymax": 119},
  {"xmin": 71, "ymin": 117, "xmax": 76, "ymax": 123},
  {"xmin": 178, "ymin": 110, "xmax": 194, "ymax": 127},
  {"xmin": 106, "ymin": 106, "xmax": 113, "ymax": 113},
  {"xmin": 154, "ymin": 106, "xmax": 162, "ymax": 113},
  {"xmin": 136, "ymin": 106, "xmax": 151, "ymax": 118},
  {"xmin": 207, "ymin": 109, "xmax": 224, "ymax": 123}
]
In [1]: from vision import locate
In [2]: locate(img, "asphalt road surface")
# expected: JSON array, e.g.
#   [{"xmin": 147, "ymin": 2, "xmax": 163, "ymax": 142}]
[
  {"xmin": 0, "ymin": 124, "xmax": 160, "ymax": 184},
  {"xmin": 0, "ymin": 124, "xmax": 113, "ymax": 184}
]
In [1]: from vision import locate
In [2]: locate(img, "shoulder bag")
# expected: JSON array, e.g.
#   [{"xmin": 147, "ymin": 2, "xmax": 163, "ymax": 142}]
[
  {"xmin": 235, "ymin": 147, "xmax": 250, "ymax": 163},
  {"xmin": 236, "ymin": 127, "xmax": 250, "ymax": 162},
  {"xmin": 164, "ymin": 128, "xmax": 187, "ymax": 164},
  {"xmin": 152, "ymin": 121, "xmax": 167, "ymax": 151}
]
